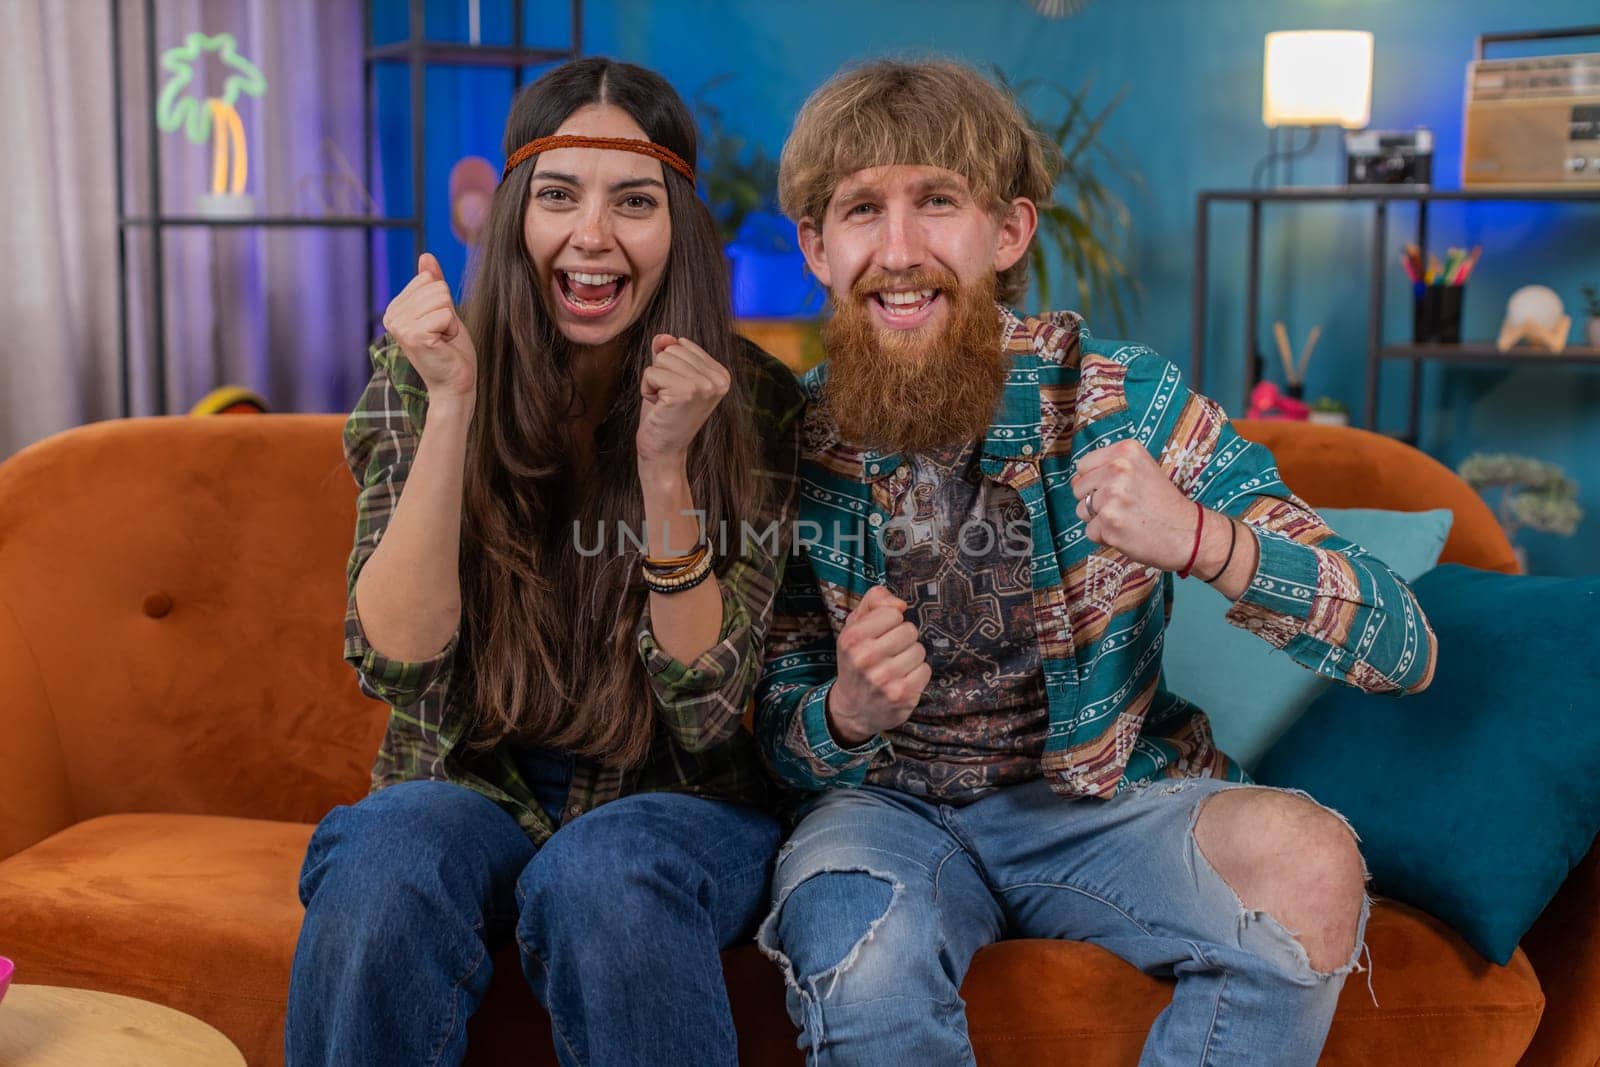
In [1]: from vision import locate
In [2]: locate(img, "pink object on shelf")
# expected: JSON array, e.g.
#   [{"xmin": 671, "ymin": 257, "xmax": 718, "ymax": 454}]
[
  {"xmin": 0, "ymin": 956, "xmax": 12, "ymax": 1003},
  {"xmin": 1246, "ymin": 381, "xmax": 1311, "ymax": 421}
]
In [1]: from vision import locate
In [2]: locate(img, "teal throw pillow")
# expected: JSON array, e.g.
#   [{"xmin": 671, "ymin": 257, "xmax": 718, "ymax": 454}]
[{"xmin": 1254, "ymin": 564, "xmax": 1600, "ymax": 965}]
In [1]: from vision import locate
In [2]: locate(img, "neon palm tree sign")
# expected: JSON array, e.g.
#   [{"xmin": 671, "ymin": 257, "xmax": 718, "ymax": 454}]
[{"xmin": 156, "ymin": 33, "xmax": 267, "ymax": 205}]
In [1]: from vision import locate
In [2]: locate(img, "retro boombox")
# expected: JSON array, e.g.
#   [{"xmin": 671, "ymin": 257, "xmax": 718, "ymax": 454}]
[{"xmin": 1462, "ymin": 27, "xmax": 1600, "ymax": 188}]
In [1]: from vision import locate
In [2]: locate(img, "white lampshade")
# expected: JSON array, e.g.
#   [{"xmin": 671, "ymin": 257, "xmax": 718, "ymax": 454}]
[{"xmin": 1263, "ymin": 31, "xmax": 1374, "ymax": 129}]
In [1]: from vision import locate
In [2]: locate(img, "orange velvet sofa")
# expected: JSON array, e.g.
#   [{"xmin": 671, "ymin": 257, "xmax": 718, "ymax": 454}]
[{"xmin": 0, "ymin": 414, "xmax": 1595, "ymax": 1066}]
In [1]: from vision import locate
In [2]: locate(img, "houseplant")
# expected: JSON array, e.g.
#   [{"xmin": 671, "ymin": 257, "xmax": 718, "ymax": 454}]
[
  {"xmin": 1582, "ymin": 284, "xmax": 1600, "ymax": 348},
  {"xmin": 999, "ymin": 71, "xmax": 1138, "ymax": 331},
  {"xmin": 692, "ymin": 77, "xmax": 779, "ymax": 248},
  {"xmin": 693, "ymin": 77, "xmax": 822, "ymax": 319},
  {"xmin": 1457, "ymin": 452, "xmax": 1584, "ymax": 572},
  {"xmin": 1308, "ymin": 396, "xmax": 1349, "ymax": 426}
]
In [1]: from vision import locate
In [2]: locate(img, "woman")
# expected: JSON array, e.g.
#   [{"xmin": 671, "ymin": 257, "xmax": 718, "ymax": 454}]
[{"xmin": 286, "ymin": 58, "xmax": 803, "ymax": 1067}]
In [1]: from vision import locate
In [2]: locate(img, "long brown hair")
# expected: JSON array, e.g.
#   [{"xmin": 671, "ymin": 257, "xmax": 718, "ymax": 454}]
[{"xmin": 457, "ymin": 58, "xmax": 760, "ymax": 768}]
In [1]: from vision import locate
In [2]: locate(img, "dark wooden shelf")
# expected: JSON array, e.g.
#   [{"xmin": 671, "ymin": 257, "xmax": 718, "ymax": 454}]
[
  {"xmin": 122, "ymin": 215, "xmax": 418, "ymax": 229},
  {"xmin": 1380, "ymin": 343, "xmax": 1600, "ymax": 365},
  {"xmin": 365, "ymin": 41, "xmax": 570, "ymax": 67},
  {"xmin": 1202, "ymin": 186, "xmax": 1600, "ymax": 203}
]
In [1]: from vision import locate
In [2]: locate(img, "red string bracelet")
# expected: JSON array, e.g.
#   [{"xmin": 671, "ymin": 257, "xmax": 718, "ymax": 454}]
[{"xmin": 1177, "ymin": 501, "xmax": 1205, "ymax": 579}]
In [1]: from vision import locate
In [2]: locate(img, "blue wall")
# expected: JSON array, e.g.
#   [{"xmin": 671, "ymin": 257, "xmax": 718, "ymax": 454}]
[{"xmin": 377, "ymin": 0, "xmax": 1598, "ymax": 576}]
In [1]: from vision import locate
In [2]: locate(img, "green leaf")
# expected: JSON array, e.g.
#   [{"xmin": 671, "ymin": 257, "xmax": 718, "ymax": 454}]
[
  {"xmin": 1010, "ymin": 76, "xmax": 1138, "ymax": 330},
  {"xmin": 692, "ymin": 75, "xmax": 781, "ymax": 245}
]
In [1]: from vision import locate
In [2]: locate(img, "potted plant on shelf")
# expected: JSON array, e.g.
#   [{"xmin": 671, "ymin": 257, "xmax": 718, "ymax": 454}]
[
  {"xmin": 1582, "ymin": 284, "xmax": 1600, "ymax": 349},
  {"xmin": 1308, "ymin": 396, "xmax": 1349, "ymax": 426},
  {"xmin": 1457, "ymin": 452, "xmax": 1585, "ymax": 573}
]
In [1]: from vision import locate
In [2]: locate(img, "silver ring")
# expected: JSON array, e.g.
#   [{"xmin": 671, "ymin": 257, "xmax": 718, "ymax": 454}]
[{"xmin": 1084, "ymin": 489, "xmax": 1096, "ymax": 516}]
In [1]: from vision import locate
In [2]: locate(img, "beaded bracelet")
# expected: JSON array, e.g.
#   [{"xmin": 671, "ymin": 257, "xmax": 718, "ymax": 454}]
[
  {"xmin": 642, "ymin": 550, "xmax": 713, "ymax": 594},
  {"xmin": 644, "ymin": 552, "xmax": 709, "ymax": 583},
  {"xmin": 644, "ymin": 565, "xmax": 713, "ymax": 595}
]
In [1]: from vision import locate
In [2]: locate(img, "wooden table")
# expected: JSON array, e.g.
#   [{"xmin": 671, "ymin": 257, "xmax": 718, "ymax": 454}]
[{"xmin": 0, "ymin": 985, "xmax": 244, "ymax": 1066}]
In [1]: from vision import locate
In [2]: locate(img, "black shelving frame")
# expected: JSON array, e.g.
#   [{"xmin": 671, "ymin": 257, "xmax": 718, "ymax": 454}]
[
  {"xmin": 1190, "ymin": 186, "xmax": 1600, "ymax": 443},
  {"xmin": 111, "ymin": 0, "xmax": 581, "ymax": 417}
]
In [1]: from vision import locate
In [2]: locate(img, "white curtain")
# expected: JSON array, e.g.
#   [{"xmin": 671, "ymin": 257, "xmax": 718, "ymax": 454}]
[
  {"xmin": 0, "ymin": 0, "xmax": 373, "ymax": 459},
  {"xmin": 0, "ymin": 0, "xmax": 120, "ymax": 458}
]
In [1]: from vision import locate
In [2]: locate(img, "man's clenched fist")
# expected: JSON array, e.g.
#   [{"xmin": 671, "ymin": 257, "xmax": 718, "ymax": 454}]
[
  {"xmin": 1069, "ymin": 438, "xmax": 1199, "ymax": 572},
  {"xmin": 826, "ymin": 585, "xmax": 931, "ymax": 747}
]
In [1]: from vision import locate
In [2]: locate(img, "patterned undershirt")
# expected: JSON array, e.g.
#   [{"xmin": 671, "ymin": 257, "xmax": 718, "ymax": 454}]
[{"xmin": 868, "ymin": 437, "xmax": 1049, "ymax": 803}]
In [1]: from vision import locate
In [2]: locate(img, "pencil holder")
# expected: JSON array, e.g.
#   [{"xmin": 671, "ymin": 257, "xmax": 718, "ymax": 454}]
[{"xmin": 1412, "ymin": 284, "xmax": 1464, "ymax": 344}]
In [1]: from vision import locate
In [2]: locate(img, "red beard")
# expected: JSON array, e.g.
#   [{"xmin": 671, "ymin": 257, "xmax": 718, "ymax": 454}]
[{"xmin": 821, "ymin": 268, "xmax": 1006, "ymax": 454}]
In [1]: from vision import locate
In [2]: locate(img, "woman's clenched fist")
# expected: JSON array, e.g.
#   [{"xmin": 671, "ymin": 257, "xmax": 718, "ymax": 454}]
[
  {"xmin": 636, "ymin": 333, "xmax": 731, "ymax": 467},
  {"xmin": 382, "ymin": 253, "xmax": 477, "ymax": 403}
]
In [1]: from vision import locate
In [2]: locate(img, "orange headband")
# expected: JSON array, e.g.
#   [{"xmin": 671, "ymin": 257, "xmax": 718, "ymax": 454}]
[{"xmin": 501, "ymin": 135, "xmax": 695, "ymax": 184}]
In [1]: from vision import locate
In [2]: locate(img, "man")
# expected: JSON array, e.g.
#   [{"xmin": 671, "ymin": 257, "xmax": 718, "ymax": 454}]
[{"xmin": 753, "ymin": 59, "xmax": 1437, "ymax": 1066}]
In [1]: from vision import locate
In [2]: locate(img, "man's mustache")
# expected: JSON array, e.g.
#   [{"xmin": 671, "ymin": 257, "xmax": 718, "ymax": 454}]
[{"xmin": 848, "ymin": 268, "xmax": 963, "ymax": 302}]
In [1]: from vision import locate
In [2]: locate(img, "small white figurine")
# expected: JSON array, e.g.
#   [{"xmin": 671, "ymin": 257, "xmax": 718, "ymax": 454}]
[{"xmin": 1497, "ymin": 285, "xmax": 1571, "ymax": 354}]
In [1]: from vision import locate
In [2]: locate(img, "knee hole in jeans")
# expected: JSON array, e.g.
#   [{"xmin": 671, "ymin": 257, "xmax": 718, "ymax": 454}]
[
  {"xmin": 759, "ymin": 869, "xmax": 899, "ymax": 999},
  {"xmin": 784, "ymin": 873, "xmax": 894, "ymax": 976},
  {"xmin": 1191, "ymin": 789, "xmax": 1369, "ymax": 979}
]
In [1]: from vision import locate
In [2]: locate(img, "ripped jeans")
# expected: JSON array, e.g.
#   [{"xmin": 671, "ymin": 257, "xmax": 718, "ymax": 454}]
[{"xmin": 758, "ymin": 776, "xmax": 1371, "ymax": 1066}]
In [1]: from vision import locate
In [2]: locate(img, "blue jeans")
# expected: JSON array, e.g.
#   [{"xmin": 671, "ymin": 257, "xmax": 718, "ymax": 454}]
[
  {"xmin": 285, "ymin": 779, "xmax": 781, "ymax": 1066},
  {"xmin": 758, "ymin": 777, "xmax": 1372, "ymax": 1066}
]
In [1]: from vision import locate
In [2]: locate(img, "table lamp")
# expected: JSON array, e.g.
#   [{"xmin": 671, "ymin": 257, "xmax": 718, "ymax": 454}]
[{"xmin": 1256, "ymin": 30, "xmax": 1373, "ymax": 186}]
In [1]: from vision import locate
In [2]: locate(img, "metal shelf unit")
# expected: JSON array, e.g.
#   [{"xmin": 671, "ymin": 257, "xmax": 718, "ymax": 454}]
[
  {"xmin": 1190, "ymin": 185, "xmax": 1600, "ymax": 444},
  {"xmin": 110, "ymin": 0, "xmax": 581, "ymax": 416},
  {"xmin": 1380, "ymin": 343, "xmax": 1600, "ymax": 366}
]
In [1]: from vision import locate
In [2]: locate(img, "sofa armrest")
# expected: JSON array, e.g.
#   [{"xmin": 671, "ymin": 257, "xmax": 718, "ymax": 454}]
[
  {"xmin": 0, "ymin": 596, "xmax": 75, "ymax": 861},
  {"xmin": 1518, "ymin": 834, "xmax": 1600, "ymax": 1066}
]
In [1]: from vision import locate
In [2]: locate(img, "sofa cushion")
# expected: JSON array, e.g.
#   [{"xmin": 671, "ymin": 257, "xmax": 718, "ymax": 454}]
[
  {"xmin": 1162, "ymin": 506, "xmax": 1453, "ymax": 773},
  {"xmin": 2, "ymin": 814, "xmax": 1543, "ymax": 1066},
  {"xmin": 1256, "ymin": 565, "xmax": 1600, "ymax": 966},
  {"xmin": 960, "ymin": 898, "xmax": 1541, "ymax": 1066},
  {"xmin": 469, "ymin": 899, "xmax": 1542, "ymax": 1066},
  {"xmin": 0, "ymin": 813, "xmax": 310, "ymax": 1064}
]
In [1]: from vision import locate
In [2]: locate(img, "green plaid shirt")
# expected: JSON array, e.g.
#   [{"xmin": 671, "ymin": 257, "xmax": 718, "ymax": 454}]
[
  {"xmin": 343, "ymin": 336, "xmax": 805, "ymax": 845},
  {"xmin": 756, "ymin": 308, "xmax": 1438, "ymax": 798}
]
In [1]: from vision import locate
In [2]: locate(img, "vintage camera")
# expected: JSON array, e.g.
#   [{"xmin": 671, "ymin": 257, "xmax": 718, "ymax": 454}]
[{"xmin": 1344, "ymin": 129, "xmax": 1434, "ymax": 185}]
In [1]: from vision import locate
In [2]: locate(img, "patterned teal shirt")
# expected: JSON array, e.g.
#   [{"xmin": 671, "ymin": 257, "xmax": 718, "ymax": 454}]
[{"xmin": 755, "ymin": 308, "xmax": 1438, "ymax": 799}]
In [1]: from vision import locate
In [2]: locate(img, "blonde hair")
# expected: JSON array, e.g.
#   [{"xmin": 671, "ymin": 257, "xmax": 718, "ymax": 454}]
[{"xmin": 778, "ymin": 58, "xmax": 1060, "ymax": 304}]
